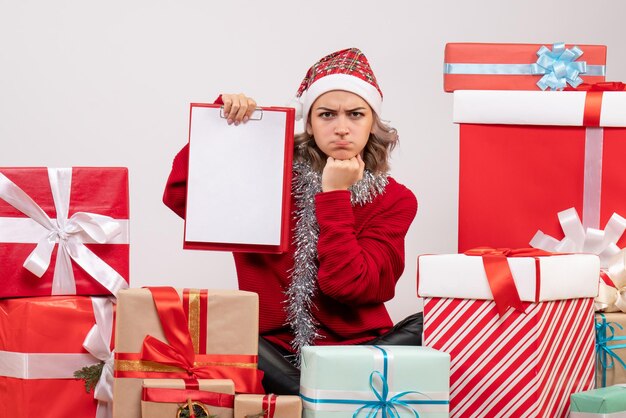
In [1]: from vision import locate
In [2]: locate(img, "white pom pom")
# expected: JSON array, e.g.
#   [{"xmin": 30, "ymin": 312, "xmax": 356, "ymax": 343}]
[{"xmin": 288, "ymin": 97, "xmax": 304, "ymax": 121}]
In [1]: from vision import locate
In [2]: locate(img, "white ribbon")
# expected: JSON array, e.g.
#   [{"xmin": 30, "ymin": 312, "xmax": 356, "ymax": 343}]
[
  {"xmin": 583, "ymin": 127, "xmax": 604, "ymax": 230},
  {"xmin": 0, "ymin": 168, "xmax": 128, "ymax": 297},
  {"xmin": 530, "ymin": 207, "xmax": 626, "ymax": 311},
  {"xmin": 0, "ymin": 351, "xmax": 99, "ymax": 378},
  {"xmin": 596, "ymin": 250, "xmax": 626, "ymax": 312},
  {"xmin": 83, "ymin": 297, "xmax": 115, "ymax": 418}
]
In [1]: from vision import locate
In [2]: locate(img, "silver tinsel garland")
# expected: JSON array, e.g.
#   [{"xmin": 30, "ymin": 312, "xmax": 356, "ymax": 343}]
[{"xmin": 285, "ymin": 161, "xmax": 389, "ymax": 358}]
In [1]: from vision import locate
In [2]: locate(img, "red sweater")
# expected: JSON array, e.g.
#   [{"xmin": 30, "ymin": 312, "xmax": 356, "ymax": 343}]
[{"xmin": 163, "ymin": 143, "xmax": 417, "ymax": 353}]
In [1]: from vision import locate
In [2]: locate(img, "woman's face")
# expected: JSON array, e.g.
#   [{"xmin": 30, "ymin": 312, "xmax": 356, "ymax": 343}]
[{"xmin": 307, "ymin": 90, "xmax": 374, "ymax": 160}]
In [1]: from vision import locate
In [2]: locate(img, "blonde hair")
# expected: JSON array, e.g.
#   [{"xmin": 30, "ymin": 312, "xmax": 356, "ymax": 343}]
[{"xmin": 293, "ymin": 114, "xmax": 399, "ymax": 174}]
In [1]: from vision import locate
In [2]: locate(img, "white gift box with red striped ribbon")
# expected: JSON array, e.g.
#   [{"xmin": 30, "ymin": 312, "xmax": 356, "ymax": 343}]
[{"xmin": 418, "ymin": 252, "xmax": 600, "ymax": 418}]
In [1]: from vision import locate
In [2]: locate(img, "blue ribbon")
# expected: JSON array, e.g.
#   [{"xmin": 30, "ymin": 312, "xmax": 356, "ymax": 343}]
[
  {"xmin": 595, "ymin": 313, "xmax": 626, "ymax": 387},
  {"xmin": 300, "ymin": 345, "xmax": 448, "ymax": 418},
  {"xmin": 443, "ymin": 42, "xmax": 606, "ymax": 91}
]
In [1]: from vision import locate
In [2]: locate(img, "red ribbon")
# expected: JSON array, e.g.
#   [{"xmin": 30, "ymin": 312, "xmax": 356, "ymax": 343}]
[
  {"xmin": 600, "ymin": 270, "xmax": 616, "ymax": 288},
  {"xmin": 565, "ymin": 81, "xmax": 626, "ymax": 127},
  {"xmin": 141, "ymin": 386, "xmax": 235, "ymax": 408},
  {"xmin": 115, "ymin": 287, "xmax": 264, "ymax": 393},
  {"xmin": 464, "ymin": 248, "xmax": 553, "ymax": 317},
  {"xmin": 263, "ymin": 394, "xmax": 277, "ymax": 418}
]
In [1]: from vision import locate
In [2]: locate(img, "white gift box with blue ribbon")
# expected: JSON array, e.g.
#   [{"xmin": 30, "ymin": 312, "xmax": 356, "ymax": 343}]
[{"xmin": 300, "ymin": 345, "xmax": 450, "ymax": 418}]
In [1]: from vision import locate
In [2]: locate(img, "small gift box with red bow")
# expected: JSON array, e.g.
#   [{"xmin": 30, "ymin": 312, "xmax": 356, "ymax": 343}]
[
  {"xmin": 443, "ymin": 42, "xmax": 606, "ymax": 92},
  {"xmin": 454, "ymin": 83, "xmax": 626, "ymax": 255},
  {"xmin": 113, "ymin": 287, "xmax": 264, "ymax": 418},
  {"xmin": 141, "ymin": 379, "xmax": 235, "ymax": 418},
  {"xmin": 417, "ymin": 250, "xmax": 600, "ymax": 418},
  {"xmin": 0, "ymin": 167, "xmax": 129, "ymax": 298},
  {"xmin": 234, "ymin": 394, "xmax": 302, "ymax": 418}
]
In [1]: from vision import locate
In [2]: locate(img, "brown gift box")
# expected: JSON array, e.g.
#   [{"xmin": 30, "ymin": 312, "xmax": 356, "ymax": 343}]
[
  {"xmin": 596, "ymin": 312, "xmax": 626, "ymax": 387},
  {"xmin": 113, "ymin": 288, "xmax": 261, "ymax": 418},
  {"xmin": 141, "ymin": 379, "xmax": 235, "ymax": 418},
  {"xmin": 234, "ymin": 394, "xmax": 302, "ymax": 418}
]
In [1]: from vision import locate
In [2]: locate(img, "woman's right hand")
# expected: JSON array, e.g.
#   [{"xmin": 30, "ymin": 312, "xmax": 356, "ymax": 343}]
[{"xmin": 221, "ymin": 93, "xmax": 257, "ymax": 125}]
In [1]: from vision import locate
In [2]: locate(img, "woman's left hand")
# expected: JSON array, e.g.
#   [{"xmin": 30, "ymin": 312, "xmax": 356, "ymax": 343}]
[{"xmin": 321, "ymin": 155, "xmax": 365, "ymax": 192}]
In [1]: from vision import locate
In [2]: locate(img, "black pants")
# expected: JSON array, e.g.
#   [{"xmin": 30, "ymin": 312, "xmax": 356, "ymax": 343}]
[{"xmin": 258, "ymin": 312, "xmax": 423, "ymax": 395}]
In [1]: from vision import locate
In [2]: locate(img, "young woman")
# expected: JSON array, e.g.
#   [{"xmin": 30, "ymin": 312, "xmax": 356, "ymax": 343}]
[{"xmin": 163, "ymin": 48, "xmax": 422, "ymax": 394}]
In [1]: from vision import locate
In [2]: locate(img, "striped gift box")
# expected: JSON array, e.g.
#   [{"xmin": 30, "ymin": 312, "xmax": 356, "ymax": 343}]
[{"xmin": 418, "ymin": 252, "xmax": 600, "ymax": 418}]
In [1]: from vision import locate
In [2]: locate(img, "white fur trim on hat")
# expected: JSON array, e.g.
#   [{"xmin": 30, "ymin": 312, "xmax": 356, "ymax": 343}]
[{"xmin": 299, "ymin": 73, "xmax": 383, "ymax": 125}]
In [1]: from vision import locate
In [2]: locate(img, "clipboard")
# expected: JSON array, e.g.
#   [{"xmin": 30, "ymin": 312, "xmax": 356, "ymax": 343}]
[{"xmin": 183, "ymin": 103, "xmax": 295, "ymax": 253}]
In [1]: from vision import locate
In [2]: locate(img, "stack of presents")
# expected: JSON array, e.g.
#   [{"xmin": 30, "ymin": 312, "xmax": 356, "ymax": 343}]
[{"xmin": 1, "ymin": 42, "xmax": 626, "ymax": 418}]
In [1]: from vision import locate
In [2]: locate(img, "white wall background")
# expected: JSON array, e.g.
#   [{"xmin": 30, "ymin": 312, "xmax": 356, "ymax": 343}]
[{"xmin": 2, "ymin": 0, "xmax": 625, "ymax": 322}]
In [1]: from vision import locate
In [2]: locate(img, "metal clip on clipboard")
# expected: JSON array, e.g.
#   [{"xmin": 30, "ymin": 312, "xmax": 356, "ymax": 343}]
[{"xmin": 219, "ymin": 106, "xmax": 264, "ymax": 120}]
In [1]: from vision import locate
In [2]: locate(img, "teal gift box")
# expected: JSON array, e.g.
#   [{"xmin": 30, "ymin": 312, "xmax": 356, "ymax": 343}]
[
  {"xmin": 570, "ymin": 385, "xmax": 626, "ymax": 417},
  {"xmin": 299, "ymin": 345, "xmax": 450, "ymax": 418}
]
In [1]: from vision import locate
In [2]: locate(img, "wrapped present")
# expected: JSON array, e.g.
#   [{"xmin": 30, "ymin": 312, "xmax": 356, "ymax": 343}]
[
  {"xmin": 596, "ymin": 313, "xmax": 626, "ymax": 387},
  {"xmin": 570, "ymin": 385, "xmax": 626, "ymax": 417},
  {"xmin": 0, "ymin": 167, "xmax": 129, "ymax": 297},
  {"xmin": 141, "ymin": 379, "xmax": 235, "ymax": 418},
  {"xmin": 299, "ymin": 345, "xmax": 450, "ymax": 418},
  {"xmin": 589, "ymin": 249, "xmax": 626, "ymax": 313},
  {"xmin": 113, "ymin": 287, "xmax": 264, "ymax": 418},
  {"xmin": 443, "ymin": 42, "xmax": 606, "ymax": 92},
  {"xmin": 417, "ymin": 251, "xmax": 600, "ymax": 418},
  {"xmin": 0, "ymin": 296, "xmax": 115, "ymax": 418},
  {"xmin": 234, "ymin": 394, "xmax": 302, "ymax": 418},
  {"xmin": 454, "ymin": 85, "xmax": 626, "ymax": 254}
]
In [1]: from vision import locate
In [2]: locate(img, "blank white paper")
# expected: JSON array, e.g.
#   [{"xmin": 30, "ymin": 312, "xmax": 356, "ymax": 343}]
[{"xmin": 185, "ymin": 106, "xmax": 288, "ymax": 246}]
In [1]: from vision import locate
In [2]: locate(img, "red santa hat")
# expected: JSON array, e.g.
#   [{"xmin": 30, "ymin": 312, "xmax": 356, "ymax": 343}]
[{"xmin": 291, "ymin": 48, "xmax": 383, "ymax": 125}]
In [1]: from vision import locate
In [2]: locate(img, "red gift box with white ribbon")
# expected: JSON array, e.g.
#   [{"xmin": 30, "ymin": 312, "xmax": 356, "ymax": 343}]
[
  {"xmin": 454, "ymin": 85, "xmax": 626, "ymax": 254},
  {"xmin": 0, "ymin": 296, "xmax": 115, "ymax": 418},
  {"xmin": 0, "ymin": 167, "xmax": 129, "ymax": 297}
]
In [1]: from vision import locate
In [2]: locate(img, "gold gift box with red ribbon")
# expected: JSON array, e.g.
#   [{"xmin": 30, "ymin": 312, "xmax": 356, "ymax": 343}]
[
  {"xmin": 141, "ymin": 379, "xmax": 235, "ymax": 418},
  {"xmin": 113, "ymin": 287, "xmax": 264, "ymax": 418}
]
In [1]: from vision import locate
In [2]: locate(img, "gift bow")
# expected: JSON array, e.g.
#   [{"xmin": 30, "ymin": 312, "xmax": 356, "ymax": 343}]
[
  {"xmin": 464, "ymin": 247, "xmax": 553, "ymax": 317},
  {"xmin": 136, "ymin": 287, "xmax": 264, "ymax": 393},
  {"xmin": 595, "ymin": 313, "xmax": 626, "ymax": 387},
  {"xmin": 0, "ymin": 168, "xmax": 128, "ymax": 296},
  {"xmin": 352, "ymin": 372, "xmax": 420, "ymax": 418},
  {"xmin": 530, "ymin": 208, "xmax": 626, "ymax": 311},
  {"xmin": 83, "ymin": 297, "xmax": 115, "ymax": 418},
  {"xmin": 140, "ymin": 287, "xmax": 215, "ymax": 379},
  {"xmin": 597, "ymin": 251, "xmax": 626, "ymax": 312},
  {"xmin": 533, "ymin": 43, "xmax": 588, "ymax": 90},
  {"xmin": 351, "ymin": 346, "xmax": 422, "ymax": 418}
]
